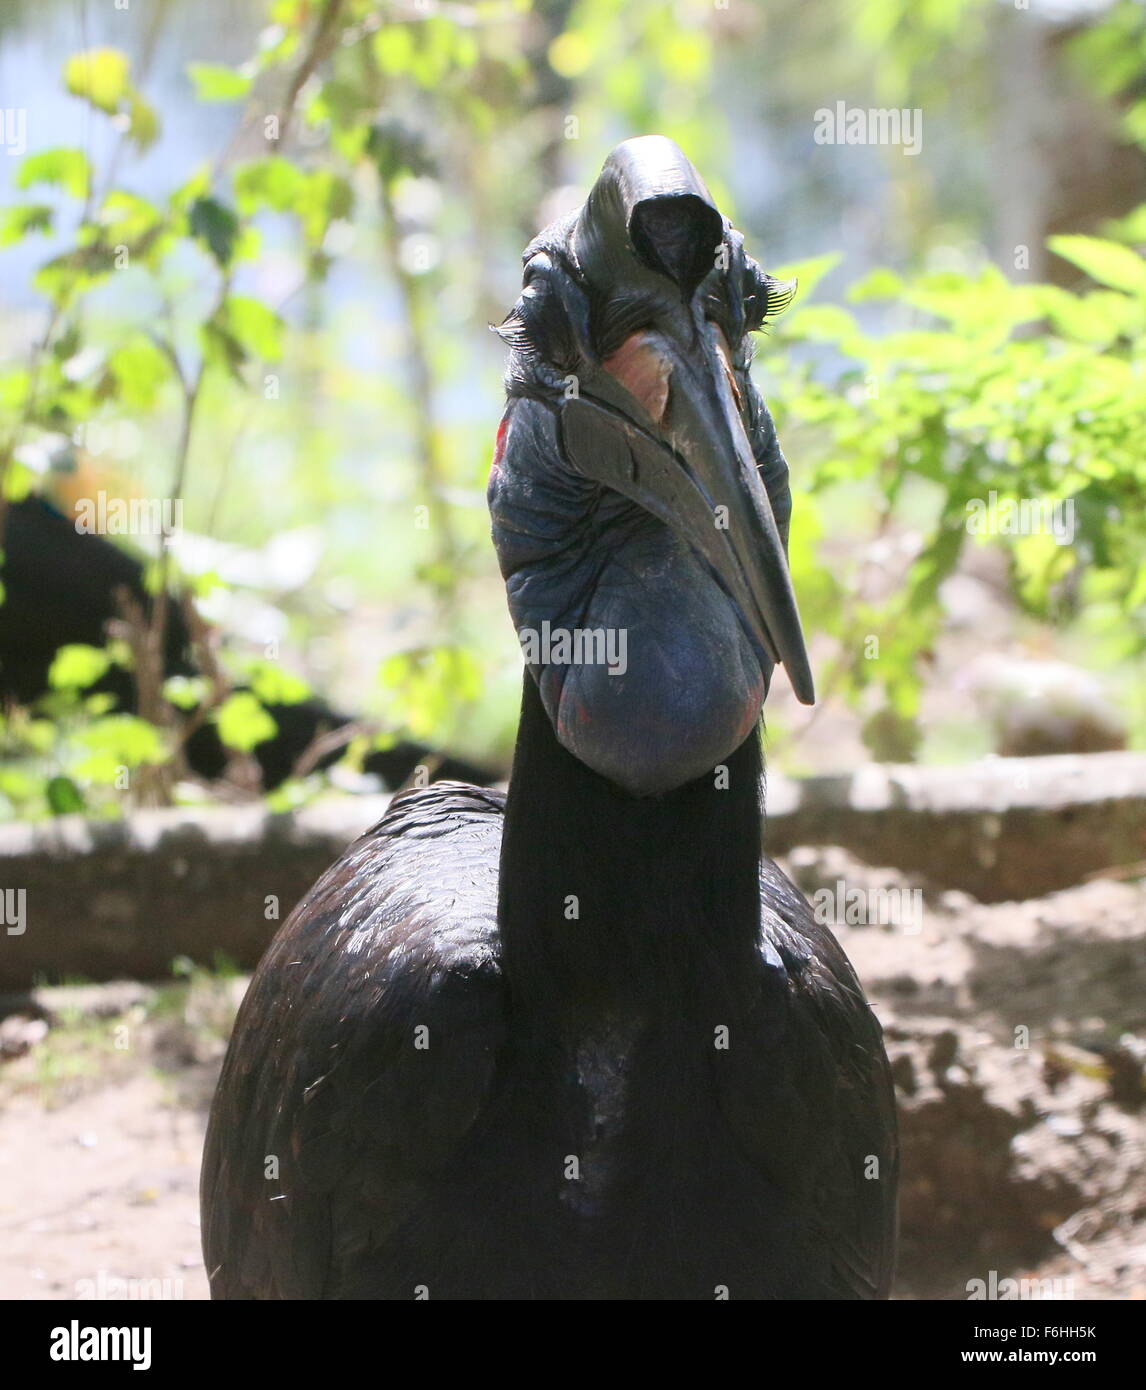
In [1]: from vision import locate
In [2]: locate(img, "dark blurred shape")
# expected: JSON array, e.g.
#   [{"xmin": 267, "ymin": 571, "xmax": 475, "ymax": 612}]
[{"xmin": 0, "ymin": 497, "xmax": 496, "ymax": 793}]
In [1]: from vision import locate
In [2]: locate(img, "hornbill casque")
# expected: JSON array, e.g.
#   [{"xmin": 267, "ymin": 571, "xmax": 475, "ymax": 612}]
[{"xmin": 200, "ymin": 136, "xmax": 898, "ymax": 1300}]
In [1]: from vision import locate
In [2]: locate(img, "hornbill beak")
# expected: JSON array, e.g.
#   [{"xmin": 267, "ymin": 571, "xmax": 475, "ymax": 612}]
[{"xmin": 558, "ymin": 136, "xmax": 815, "ymax": 706}]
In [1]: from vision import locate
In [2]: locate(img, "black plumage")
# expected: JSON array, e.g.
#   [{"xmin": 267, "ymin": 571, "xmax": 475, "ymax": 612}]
[{"xmin": 201, "ymin": 136, "xmax": 897, "ymax": 1299}]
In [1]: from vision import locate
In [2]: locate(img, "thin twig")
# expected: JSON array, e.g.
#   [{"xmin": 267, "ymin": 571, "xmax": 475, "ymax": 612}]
[
  {"xmin": 289, "ymin": 718, "xmax": 377, "ymax": 782},
  {"xmin": 109, "ymin": 586, "xmax": 176, "ymax": 808},
  {"xmin": 275, "ymin": 0, "xmax": 346, "ymax": 148}
]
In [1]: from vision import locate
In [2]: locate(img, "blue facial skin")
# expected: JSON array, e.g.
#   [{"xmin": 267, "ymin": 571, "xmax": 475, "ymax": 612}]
[
  {"xmin": 489, "ymin": 397, "xmax": 770, "ymax": 799},
  {"xmin": 489, "ymin": 137, "xmax": 808, "ymax": 796}
]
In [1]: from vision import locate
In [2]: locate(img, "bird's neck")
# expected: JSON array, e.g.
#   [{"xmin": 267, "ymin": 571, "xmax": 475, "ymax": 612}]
[{"xmin": 497, "ymin": 672, "xmax": 765, "ymax": 1024}]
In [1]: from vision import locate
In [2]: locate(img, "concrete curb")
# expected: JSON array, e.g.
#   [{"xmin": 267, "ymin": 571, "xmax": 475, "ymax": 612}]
[{"xmin": 0, "ymin": 752, "xmax": 1142, "ymax": 988}]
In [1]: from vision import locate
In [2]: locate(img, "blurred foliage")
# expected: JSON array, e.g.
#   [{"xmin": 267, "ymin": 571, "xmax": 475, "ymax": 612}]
[
  {"xmin": 1069, "ymin": 0, "xmax": 1146, "ymax": 153},
  {"xmin": 770, "ymin": 238, "xmax": 1146, "ymax": 747},
  {"xmin": 0, "ymin": 0, "xmax": 1142, "ymax": 819}
]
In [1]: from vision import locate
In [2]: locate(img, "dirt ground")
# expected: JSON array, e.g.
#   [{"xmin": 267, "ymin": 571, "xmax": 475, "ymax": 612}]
[
  {"xmin": 0, "ymin": 973, "xmax": 239, "ymax": 1302},
  {"xmin": 0, "ymin": 1074, "xmax": 209, "ymax": 1300},
  {"xmin": 1, "ymin": 857, "xmax": 1143, "ymax": 1302}
]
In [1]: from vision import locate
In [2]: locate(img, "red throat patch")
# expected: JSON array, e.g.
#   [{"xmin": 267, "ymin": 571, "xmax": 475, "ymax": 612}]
[{"xmin": 490, "ymin": 411, "xmax": 510, "ymax": 476}]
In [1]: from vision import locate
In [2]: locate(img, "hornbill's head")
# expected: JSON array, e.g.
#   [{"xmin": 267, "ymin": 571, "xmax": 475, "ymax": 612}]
[{"xmin": 490, "ymin": 135, "xmax": 813, "ymax": 797}]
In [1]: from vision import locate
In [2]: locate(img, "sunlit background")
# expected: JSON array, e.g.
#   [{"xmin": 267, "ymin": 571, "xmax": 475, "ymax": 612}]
[
  {"xmin": 0, "ymin": 0, "xmax": 1144, "ymax": 1308},
  {"xmin": 0, "ymin": 0, "xmax": 1141, "ymax": 820}
]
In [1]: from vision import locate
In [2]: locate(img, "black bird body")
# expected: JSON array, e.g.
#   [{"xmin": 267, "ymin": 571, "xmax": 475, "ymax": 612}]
[
  {"xmin": 201, "ymin": 137, "xmax": 897, "ymax": 1299},
  {"xmin": 203, "ymin": 678, "xmax": 896, "ymax": 1298}
]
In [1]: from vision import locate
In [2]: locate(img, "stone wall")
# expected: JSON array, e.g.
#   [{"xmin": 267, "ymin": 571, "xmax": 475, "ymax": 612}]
[{"xmin": 1, "ymin": 751, "xmax": 1143, "ymax": 989}]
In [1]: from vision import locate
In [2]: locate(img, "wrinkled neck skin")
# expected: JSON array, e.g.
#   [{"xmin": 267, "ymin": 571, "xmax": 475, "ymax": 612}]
[
  {"xmin": 489, "ymin": 395, "xmax": 770, "ymax": 799},
  {"xmin": 491, "ymin": 389, "xmax": 776, "ymax": 1024},
  {"xmin": 498, "ymin": 669, "xmax": 766, "ymax": 1026}
]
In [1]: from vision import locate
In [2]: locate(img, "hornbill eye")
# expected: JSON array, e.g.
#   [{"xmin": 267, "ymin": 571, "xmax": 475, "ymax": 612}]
[{"xmin": 494, "ymin": 253, "xmax": 584, "ymax": 374}]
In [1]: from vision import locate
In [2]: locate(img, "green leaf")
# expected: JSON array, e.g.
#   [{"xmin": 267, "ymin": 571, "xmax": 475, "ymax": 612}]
[
  {"xmin": 1034, "ymin": 286, "xmax": 1135, "ymax": 345},
  {"xmin": 98, "ymin": 189, "xmax": 163, "ymax": 242},
  {"xmin": 217, "ymin": 294, "xmax": 284, "ymax": 362},
  {"xmin": 141, "ymin": 560, "xmax": 164, "ymax": 597},
  {"xmin": 109, "ymin": 336, "xmax": 171, "ymax": 410},
  {"xmin": 162, "ymin": 675, "xmax": 209, "ymax": 711},
  {"xmin": 2, "ymin": 461, "xmax": 34, "ymax": 503},
  {"xmin": 33, "ymin": 245, "xmax": 117, "ymax": 301},
  {"xmin": 215, "ymin": 692, "xmax": 278, "ymax": 752},
  {"xmin": 785, "ymin": 304, "xmax": 860, "ymax": 343},
  {"xmin": 0, "ymin": 204, "xmax": 53, "ymax": 246},
  {"xmin": 46, "ymin": 775, "xmax": 86, "ymax": 815},
  {"xmin": 64, "ymin": 48, "xmax": 130, "ymax": 114},
  {"xmin": 201, "ymin": 320, "xmax": 247, "ymax": 378},
  {"xmin": 16, "ymin": 148, "xmax": 91, "ymax": 200},
  {"xmin": 74, "ymin": 713, "xmax": 166, "ymax": 779},
  {"xmin": 1047, "ymin": 234, "xmax": 1146, "ymax": 296},
  {"xmin": 848, "ymin": 268, "xmax": 904, "ymax": 302},
  {"xmin": 378, "ymin": 647, "xmax": 481, "ymax": 741},
  {"xmin": 233, "ymin": 156, "xmax": 305, "ymax": 215},
  {"xmin": 49, "ymin": 644, "xmax": 111, "ymax": 690},
  {"xmin": 189, "ymin": 569, "xmax": 224, "ymax": 599},
  {"xmin": 22, "ymin": 719, "xmax": 55, "ymax": 753},
  {"xmin": 1101, "ymin": 204, "xmax": 1146, "ymax": 244},
  {"xmin": 298, "ymin": 170, "xmax": 353, "ymax": 246},
  {"xmin": 127, "ymin": 93, "xmax": 161, "ymax": 151},
  {"xmin": 188, "ymin": 63, "xmax": 253, "ymax": 103},
  {"xmin": 189, "ymin": 196, "xmax": 240, "ymax": 267},
  {"xmin": 373, "ymin": 26, "xmax": 416, "ymax": 75},
  {"xmin": 247, "ymin": 662, "xmax": 311, "ymax": 706},
  {"xmin": 168, "ymin": 166, "xmax": 211, "ymax": 215},
  {"xmin": 768, "ymin": 253, "xmax": 842, "ymax": 301}
]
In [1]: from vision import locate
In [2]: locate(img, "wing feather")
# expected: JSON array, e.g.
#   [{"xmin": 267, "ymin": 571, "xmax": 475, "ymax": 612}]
[
  {"xmin": 717, "ymin": 858, "xmax": 899, "ymax": 1299},
  {"xmin": 201, "ymin": 783, "xmax": 507, "ymax": 1299}
]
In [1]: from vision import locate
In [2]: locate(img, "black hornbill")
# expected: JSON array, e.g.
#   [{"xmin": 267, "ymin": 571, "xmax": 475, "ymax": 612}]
[
  {"xmin": 0, "ymin": 496, "xmax": 492, "ymax": 792},
  {"xmin": 201, "ymin": 137, "xmax": 898, "ymax": 1300}
]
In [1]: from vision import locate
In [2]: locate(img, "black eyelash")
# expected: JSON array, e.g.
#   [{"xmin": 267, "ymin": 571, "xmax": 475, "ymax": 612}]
[
  {"xmin": 493, "ymin": 311, "xmax": 535, "ymax": 353},
  {"xmin": 743, "ymin": 268, "xmax": 797, "ymax": 332},
  {"xmin": 494, "ymin": 270, "xmax": 579, "ymax": 371},
  {"xmin": 591, "ymin": 292, "xmax": 663, "ymax": 359}
]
